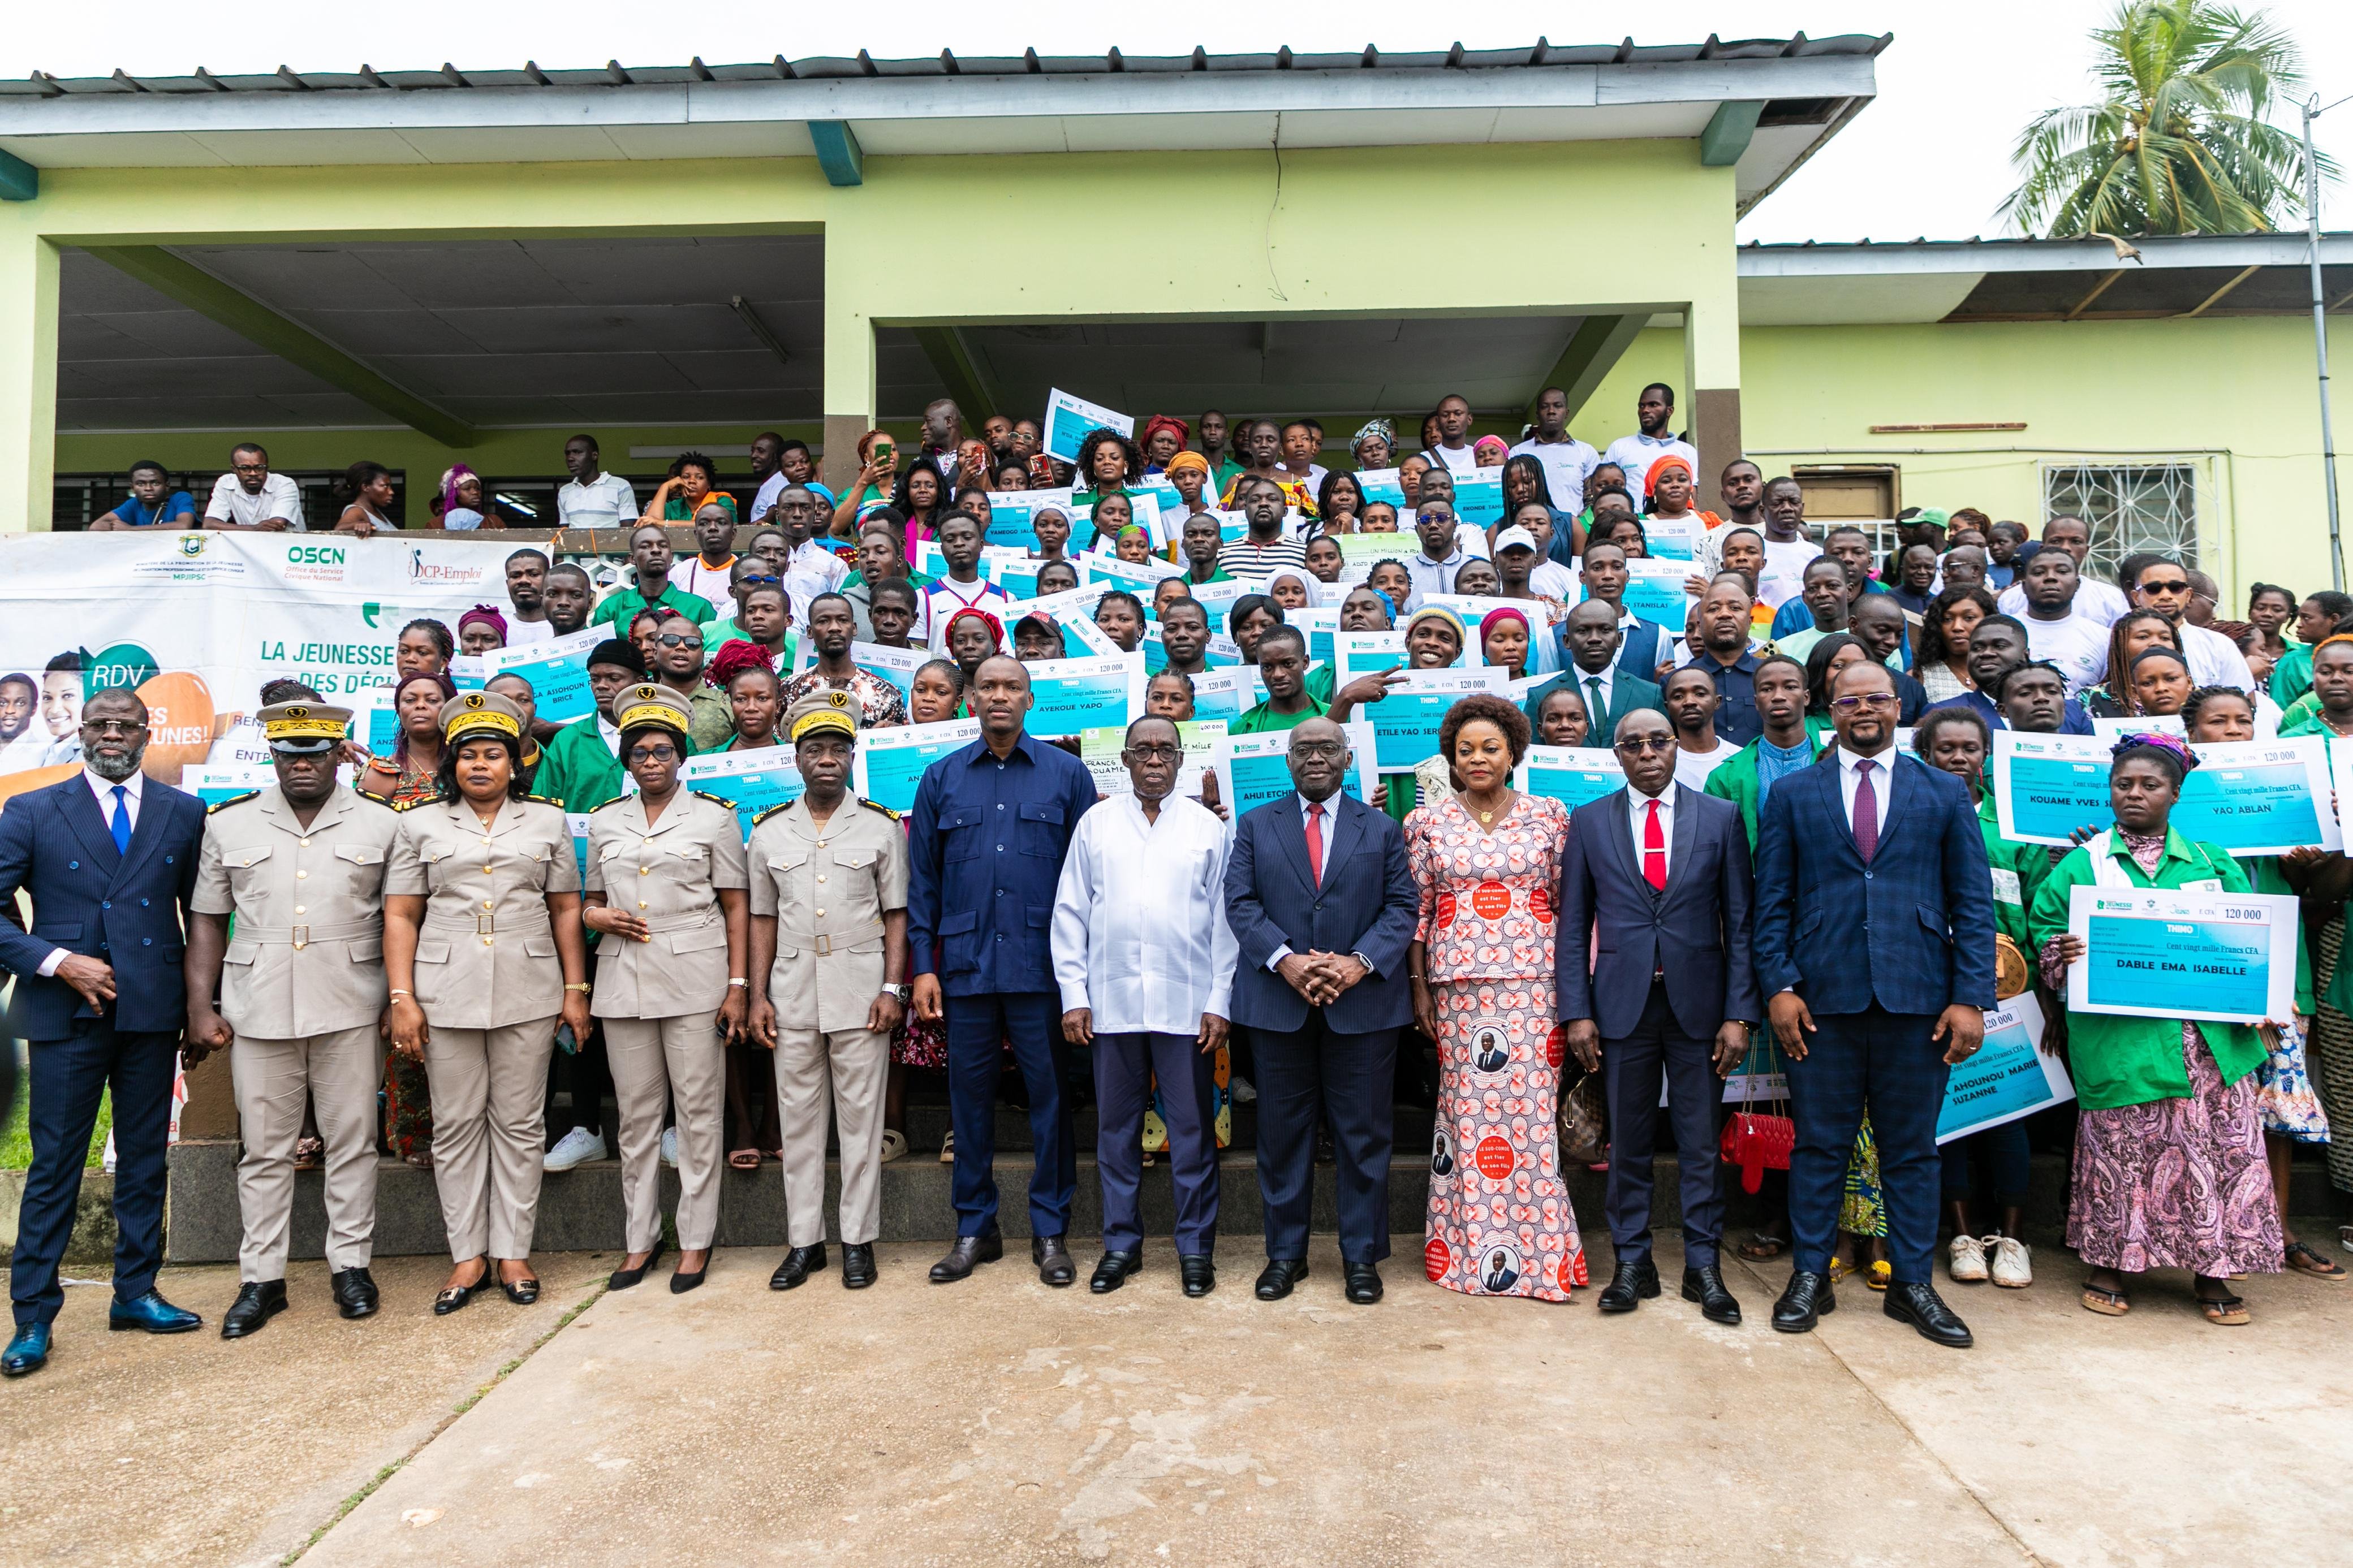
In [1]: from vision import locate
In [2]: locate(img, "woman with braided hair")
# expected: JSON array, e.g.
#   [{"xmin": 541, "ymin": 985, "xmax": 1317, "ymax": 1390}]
[{"xmin": 2030, "ymin": 732, "xmax": 2287, "ymax": 1323}]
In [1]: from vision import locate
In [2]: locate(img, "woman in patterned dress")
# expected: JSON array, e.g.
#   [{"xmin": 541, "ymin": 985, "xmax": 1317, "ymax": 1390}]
[{"xmin": 1406, "ymin": 694, "xmax": 1585, "ymax": 1302}]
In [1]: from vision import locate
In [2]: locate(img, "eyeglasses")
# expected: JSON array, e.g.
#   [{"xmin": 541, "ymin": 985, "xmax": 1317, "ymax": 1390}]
[
  {"xmin": 1830, "ymin": 693, "xmax": 1899, "ymax": 711},
  {"xmin": 1290, "ymin": 741, "xmax": 1347, "ymax": 759},
  {"xmin": 1613, "ymin": 735, "xmax": 1677, "ymax": 755},
  {"xmin": 1125, "ymin": 744, "xmax": 1182, "ymax": 762},
  {"xmin": 80, "ymin": 719, "xmax": 143, "ymax": 737},
  {"xmin": 627, "ymin": 745, "xmax": 680, "ymax": 764},
  {"xmin": 736, "ymin": 573, "xmax": 781, "ymax": 587},
  {"xmin": 655, "ymin": 634, "xmax": 704, "ymax": 650},
  {"xmin": 2139, "ymin": 578, "xmax": 2192, "ymax": 595}
]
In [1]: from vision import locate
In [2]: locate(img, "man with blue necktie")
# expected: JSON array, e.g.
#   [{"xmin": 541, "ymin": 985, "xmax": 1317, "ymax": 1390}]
[{"xmin": 1, "ymin": 686, "xmax": 208, "ymax": 1376}]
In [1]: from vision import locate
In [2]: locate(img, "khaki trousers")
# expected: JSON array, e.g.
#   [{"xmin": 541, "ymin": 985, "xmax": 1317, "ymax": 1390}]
[
  {"xmin": 424, "ymin": 1018, "xmax": 558, "ymax": 1261},
  {"xmin": 774, "ymin": 1026, "xmax": 889, "ymax": 1247},
  {"xmin": 605, "ymin": 1013, "xmax": 726, "ymax": 1252},
  {"xmin": 232, "ymin": 1025, "xmax": 382, "ymax": 1280}
]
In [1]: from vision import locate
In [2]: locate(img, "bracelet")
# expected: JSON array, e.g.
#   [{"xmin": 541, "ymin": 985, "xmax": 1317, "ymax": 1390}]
[
  {"xmin": 564, "ymin": 982, "xmax": 593, "ymax": 994},
  {"xmin": 727, "ymin": 978, "xmax": 747, "ymax": 988},
  {"xmin": 388, "ymin": 988, "xmax": 413, "ymax": 999}
]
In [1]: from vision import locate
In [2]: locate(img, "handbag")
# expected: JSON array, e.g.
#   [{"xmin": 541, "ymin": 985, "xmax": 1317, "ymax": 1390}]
[
  {"xmin": 1718, "ymin": 1033, "xmax": 1795, "ymax": 1194},
  {"xmin": 1556, "ymin": 1070, "xmax": 1608, "ymax": 1166}
]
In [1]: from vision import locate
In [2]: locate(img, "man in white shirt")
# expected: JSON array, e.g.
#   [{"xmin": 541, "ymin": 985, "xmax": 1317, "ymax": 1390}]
[
  {"xmin": 1601, "ymin": 385, "xmax": 1699, "ymax": 504},
  {"xmin": 1995, "ymin": 517, "xmax": 2128, "ymax": 628},
  {"xmin": 555, "ymin": 434, "xmax": 639, "ymax": 528},
  {"xmin": 502, "ymin": 548, "xmax": 558, "ymax": 647},
  {"xmin": 1509, "ymin": 386, "xmax": 1600, "ymax": 511},
  {"xmin": 770, "ymin": 484, "xmax": 850, "ymax": 620},
  {"xmin": 1427, "ymin": 393, "xmax": 1480, "ymax": 476},
  {"xmin": 203, "ymin": 444, "xmax": 303, "ymax": 532},
  {"xmin": 669, "ymin": 503, "xmax": 740, "ymax": 613},
  {"xmin": 1051, "ymin": 715, "xmax": 1237, "ymax": 1297},
  {"xmin": 2124, "ymin": 555, "xmax": 2257, "ymax": 692},
  {"xmin": 2014, "ymin": 549, "xmax": 2111, "ymax": 694}
]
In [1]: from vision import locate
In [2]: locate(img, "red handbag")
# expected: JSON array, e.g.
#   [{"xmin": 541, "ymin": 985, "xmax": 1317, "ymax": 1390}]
[{"xmin": 1718, "ymin": 1035, "xmax": 1795, "ymax": 1194}]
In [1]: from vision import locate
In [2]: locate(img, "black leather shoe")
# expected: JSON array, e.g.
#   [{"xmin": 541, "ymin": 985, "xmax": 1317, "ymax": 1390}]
[
  {"xmin": 841, "ymin": 1243, "xmax": 877, "ymax": 1289},
  {"xmin": 769, "ymin": 1243, "xmax": 826, "ymax": 1291},
  {"xmin": 1255, "ymin": 1258, "xmax": 1310, "ymax": 1300},
  {"xmin": 221, "ymin": 1280, "xmax": 287, "ymax": 1339},
  {"xmin": 929, "ymin": 1229, "xmax": 1004, "ymax": 1284},
  {"xmin": 609, "ymin": 1239, "xmax": 669, "ymax": 1291},
  {"xmin": 1885, "ymin": 1281, "xmax": 1973, "ymax": 1349},
  {"xmin": 1772, "ymin": 1270, "xmax": 1837, "ymax": 1333},
  {"xmin": 669, "ymin": 1262, "xmax": 706, "ymax": 1295},
  {"xmin": 2, "ymin": 1324, "xmax": 48, "ymax": 1377},
  {"xmin": 108, "ymin": 1288, "xmax": 202, "ymax": 1334},
  {"xmin": 1343, "ymin": 1263, "xmax": 1384, "ymax": 1304},
  {"xmin": 433, "ymin": 1258, "xmax": 489, "ymax": 1317},
  {"xmin": 1179, "ymin": 1254, "xmax": 1216, "ymax": 1297},
  {"xmin": 1597, "ymin": 1256, "xmax": 1661, "ymax": 1314},
  {"xmin": 1091, "ymin": 1249, "xmax": 1142, "ymax": 1294},
  {"xmin": 1035, "ymin": 1233, "xmax": 1077, "ymax": 1288},
  {"xmin": 1682, "ymin": 1265, "xmax": 1742, "ymax": 1326},
  {"xmin": 330, "ymin": 1267, "xmax": 378, "ymax": 1320},
  {"xmin": 499, "ymin": 1270, "xmax": 540, "ymax": 1306}
]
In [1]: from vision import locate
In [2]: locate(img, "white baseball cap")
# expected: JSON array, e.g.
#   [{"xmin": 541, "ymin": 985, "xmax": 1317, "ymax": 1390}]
[{"xmin": 1492, "ymin": 525, "xmax": 1539, "ymax": 555}]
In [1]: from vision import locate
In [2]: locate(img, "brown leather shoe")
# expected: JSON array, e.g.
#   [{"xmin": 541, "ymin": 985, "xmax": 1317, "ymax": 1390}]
[
  {"xmin": 929, "ymin": 1230, "xmax": 1003, "ymax": 1284},
  {"xmin": 1034, "ymin": 1233, "xmax": 1076, "ymax": 1288}
]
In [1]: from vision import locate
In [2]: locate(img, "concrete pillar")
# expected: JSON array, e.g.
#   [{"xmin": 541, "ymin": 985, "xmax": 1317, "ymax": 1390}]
[
  {"xmin": 0, "ymin": 227, "xmax": 60, "ymax": 533},
  {"xmin": 1684, "ymin": 280, "xmax": 1744, "ymax": 507},
  {"xmin": 820, "ymin": 253, "xmax": 877, "ymax": 495}
]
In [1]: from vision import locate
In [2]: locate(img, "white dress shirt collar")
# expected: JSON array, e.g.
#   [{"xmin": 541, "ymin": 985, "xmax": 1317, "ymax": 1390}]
[{"xmin": 84, "ymin": 766, "xmax": 143, "ymax": 819}]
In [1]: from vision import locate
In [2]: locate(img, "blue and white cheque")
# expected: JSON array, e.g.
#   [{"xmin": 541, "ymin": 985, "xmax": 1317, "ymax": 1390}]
[
  {"xmin": 1020, "ymin": 653, "xmax": 1145, "ymax": 740},
  {"xmin": 1185, "ymin": 665, "xmax": 1265, "ymax": 723},
  {"xmin": 481, "ymin": 624, "xmax": 606, "ymax": 726},
  {"xmin": 851, "ymin": 718, "xmax": 982, "ymax": 815},
  {"xmin": 678, "ymin": 746, "xmax": 805, "ymax": 841},
  {"xmin": 1361, "ymin": 666, "xmax": 1511, "ymax": 773},
  {"xmin": 1996, "ymin": 732, "xmax": 2338, "ymax": 854},
  {"xmin": 1212, "ymin": 720, "xmax": 1378, "ymax": 822},
  {"xmin": 1936, "ymin": 992, "xmax": 2074, "ymax": 1144},
  {"xmin": 1512, "ymin": 746, "xmax": 1627, "ymax": 811},
  {"xmin": 1041, "ymin": 388, "xmax": 1133, "ymax": 465},
  {"xmin": 2065, "ymin": 885, "xmax": 2299, "ymax": 1025}
]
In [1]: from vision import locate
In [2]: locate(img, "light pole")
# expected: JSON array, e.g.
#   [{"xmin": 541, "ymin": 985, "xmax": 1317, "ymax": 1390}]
[{"xmin": 2305, "ymin": 92, "xmax": 2351, "ymax": 591}]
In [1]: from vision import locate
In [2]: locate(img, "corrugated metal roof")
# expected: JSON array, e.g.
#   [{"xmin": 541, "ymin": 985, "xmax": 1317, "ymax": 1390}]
[{"xmin": 3, "ymin": 34, "xmax": 1889, "ymax": 98}]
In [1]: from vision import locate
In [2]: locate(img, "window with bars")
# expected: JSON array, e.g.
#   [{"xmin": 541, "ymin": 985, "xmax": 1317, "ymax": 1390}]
[{"xmin": 2041, "ymin": 463, "xmax": 2199, "ymax": 581}]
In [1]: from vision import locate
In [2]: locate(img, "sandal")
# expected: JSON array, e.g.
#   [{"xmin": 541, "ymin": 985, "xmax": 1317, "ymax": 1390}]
[
  {"xmin": 2285, "ymin": 1241, "xmax": 2347, "ymax": 1280},
  {"xmin": 2197, "ymin": 1291, "xmax": 2250, "ymax": 1326},
  {"xmin": 727, "ymin": 1148, "xmax": 761, "ymax": 1172},
  {"xmin": 1867, "ymin": 1260, "xmax": 1891, "ymax": 1293},
  {"xmin": 880, "ymin": 1129, "xmax": 907, "ymax": 1164},
  {"xmin": 938, "ymin": 1128, "xmax": 955, "ymax": 1165},
  {"xmin": 292, "ymin": 1136, "xmax": 325, "ymax": 1171},
  {"xmin": 1826, "ymin": 1257, "xmax": 1856, "ymax": 1285},
  {"xmin": 2079, "ymin": 1282, "xmax": 2131, "ymax": 1316}
]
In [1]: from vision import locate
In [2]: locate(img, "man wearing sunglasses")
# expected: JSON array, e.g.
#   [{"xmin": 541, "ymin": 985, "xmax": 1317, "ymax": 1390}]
[
  {"xmin": 2125, "ymin": 553, "xmax": 2257, "ymax": 693},
  {"xmin": 1751, "ymin": 659, "xmax": 1996, "ymax": 1352}
]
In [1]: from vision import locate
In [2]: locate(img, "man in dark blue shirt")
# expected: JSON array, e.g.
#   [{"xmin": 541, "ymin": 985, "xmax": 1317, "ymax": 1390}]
[
  {"xmin": 908, "ymin": 655, "xmax": 1098, "ymax": 1287},
  {"xmin": 1683, "ymin": 576, "xmax": 1765, "ymax": 746}
]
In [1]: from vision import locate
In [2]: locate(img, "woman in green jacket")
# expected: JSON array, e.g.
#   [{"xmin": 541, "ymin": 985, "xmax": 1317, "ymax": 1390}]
[{"xmin": 2028, "ymin": 732, "xmax": 2286, "ymax": 1324}]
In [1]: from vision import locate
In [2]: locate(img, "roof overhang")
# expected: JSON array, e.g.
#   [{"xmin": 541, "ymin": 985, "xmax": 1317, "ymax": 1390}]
[{"xmin": 0, "ymin": 38, "xmax": 1882, "ymax": 215}]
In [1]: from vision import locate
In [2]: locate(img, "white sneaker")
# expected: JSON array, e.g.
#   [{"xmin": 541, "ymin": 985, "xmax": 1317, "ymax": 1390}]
[
  {"xmin": 1231, "ymin": 1075, "xmax": 1257, "ymax": 1104},
  {"xmin": 1988, "ymin": 1234, "xmax": 2033, "ymax": 1289},
  {"xmin": 1947, "ymin": 1232, "xmax": 1989, "ymax": 1284},
  {"xmin": 660, "ymin": 1127, "xmax": 679, "ymax": 1168},
  {"xmin": 542, "ymin": 1127, "xmax": 607, "ymax": 1172}
]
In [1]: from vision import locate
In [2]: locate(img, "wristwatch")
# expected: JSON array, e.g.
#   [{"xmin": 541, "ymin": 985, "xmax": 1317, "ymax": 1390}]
[{"xmin": 880, "ymin": 983, "xmax": 910, "ymax": 1002}]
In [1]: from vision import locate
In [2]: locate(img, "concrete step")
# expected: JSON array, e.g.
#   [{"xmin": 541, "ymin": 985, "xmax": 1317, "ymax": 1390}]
[{"xmin": 150, "ymin": 1139, "xmax": 2353, "ymax": 1266}]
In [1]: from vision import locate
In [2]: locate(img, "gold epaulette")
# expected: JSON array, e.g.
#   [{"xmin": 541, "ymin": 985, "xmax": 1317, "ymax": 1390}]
[
  {"xmin": 525, "ymin": 793, "xmax": 567, "ymax": 808},
  {"xmin": 751, "ymin": 800, "xmax": 797, "ymax": 827},
  {"xmin": 691, "ymin": 790, "xmax": 737, "ymax": 810},
  {"xmin": 205, "ymin": 791, "xmax": 260, "ymax": 814},
  {"xmin": 858, "ymin": 797, "xmax": 900, "ymax": 821}
]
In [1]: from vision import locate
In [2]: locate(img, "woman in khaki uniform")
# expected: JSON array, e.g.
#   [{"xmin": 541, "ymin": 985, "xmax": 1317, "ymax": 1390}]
[
  {"xmin": 384, "ymin": 690, "xmax": 591, "ymax": 1315},
  {"xmin": 583, "ymin": 684, "xmax": 749, "ymax": 1294}
]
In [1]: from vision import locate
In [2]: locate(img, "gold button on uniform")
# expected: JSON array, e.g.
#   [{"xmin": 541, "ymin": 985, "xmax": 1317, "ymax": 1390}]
[
  {"xmin": 294, "ymin": 905, "xmax": 305, "ymax": 914},
  {"xmin": 295, "ymin": 870, "xmax": 308, "ymax": 879},
  {"xmin": 816, "ymin": 874, "xmax": 826, "ymax": 884}
]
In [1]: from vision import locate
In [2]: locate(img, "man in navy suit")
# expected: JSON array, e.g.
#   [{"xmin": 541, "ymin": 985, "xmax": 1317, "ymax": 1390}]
[
  {"xmin": 1224, "ymin": 717, "xmax": 1417, "ymax": 1305},
  {"xmin": 1, "ymin": 687, "xmax": 208, "ymax": 1376},
  {"xmin": 1558, "ymin": 707, "xmax": 1758, "ymax": 1325},
  {"xmin": 1751, "ymin": 660, "xmax": 1995, "ymax": 1350}
]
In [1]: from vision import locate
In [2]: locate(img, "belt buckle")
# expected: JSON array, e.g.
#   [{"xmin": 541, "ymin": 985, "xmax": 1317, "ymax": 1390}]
[
  {"xmin": 814, "ymin": 934, "xmax": 832, "ymax": 957},
  {"xmin": 476, "ymin": 913, "xmax": 495, "ymax": 936},
  {"xmin": 291, "ymin": 924, "xmax": 309, "ymax": 951}
]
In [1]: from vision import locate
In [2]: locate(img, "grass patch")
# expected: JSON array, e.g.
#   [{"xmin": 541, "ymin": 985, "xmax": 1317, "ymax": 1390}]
[{"xmin": 0, "ymin": 1068, "xmax": 110, "ymax": 1173}]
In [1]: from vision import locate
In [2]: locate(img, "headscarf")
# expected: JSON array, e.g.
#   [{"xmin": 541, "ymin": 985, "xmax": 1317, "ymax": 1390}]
[
  {"xmin": 1141, "ymin": 414, "xmax": 1190, "ymax": 452},
  {"xmin": 1479, "ymin": 605, "xmax": 1531, "ymax": 642},
  {"xmin": 1165, "ymin": 451, "xmax": 1211, "ymax": 480},
  {"xmin": 704, "ymin": 637, "xmax": 776, "ymax": 690},
  {"xmin": 1352, "ymin": 417, "xmax": 1396, "ymax": 454},
  {"xmin": 1472, "ymin": 435, "xmax": 1509, "ymax": 462},
  {"xmin": 1264, "ymin": 565, "xmax": 1324, "ymax": 610},
  {"xmin": 1645, "ymin": 453, "xmax": 1694, "ymax": 497},
  {"xmin": 456, "ymin": 604, "xmax": 507, "ymax": 643},
  {"xmin": 1404, "ymin": 604, "xmax": 1467, "ymax": 662},
  {"xmin": 943, "ymin": 607, "xmax": 1004, "ymax": 655},
  {"xmin": 438, "ymin": 463, "xmax": 480, "ymax": 517},
  {"xmin": 2110, "ymin": 730, "xmax": 2198, "ymax": 780}
]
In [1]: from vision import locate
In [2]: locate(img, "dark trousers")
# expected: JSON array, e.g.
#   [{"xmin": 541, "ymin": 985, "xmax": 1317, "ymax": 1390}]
[
  {"xmin": 1601, "ymin": 981, "xmax": 1727, "ymax": 1269},
  {"xmin": 1941, "ymin": 1120, "xmax": 2031, "ymax": 1211},
  {"xmin": 544, "ymin": 1021, "xmax": 613, "ymax": 1142},
  {"xmin": 13, "ymin": 1023, "xmax": 178, "ymax": 1327},
  {"xmin": 1785, "ymin": 1006, "xmax": 1949, "ymax": 1285},
  {"xmin": 945, "ymin": 991, "xmax": 1074, "ymax": 1238},
  {"xmin": 1251, "ymin": 1014, "xmax": 1397, "ymax": 1265},
  {"xmin": 1093, "ymin": 1031, "xmax": 1219, "ymax": 1255}
]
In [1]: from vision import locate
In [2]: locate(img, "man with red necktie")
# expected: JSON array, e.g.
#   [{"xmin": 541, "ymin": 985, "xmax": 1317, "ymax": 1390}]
[
  {"xmin": 1557, "ymin": 708, "xmax": 1759, "ymax": 1327},
  {"xmin": 1750, "ymin": 659, "xmax": 1996, "ymax": 1350}
]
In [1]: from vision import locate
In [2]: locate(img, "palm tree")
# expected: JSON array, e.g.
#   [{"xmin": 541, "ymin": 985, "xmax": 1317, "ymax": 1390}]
[{"xmin": 2000, "ymin": 0, "xmax": 2329, "ymax": 237}]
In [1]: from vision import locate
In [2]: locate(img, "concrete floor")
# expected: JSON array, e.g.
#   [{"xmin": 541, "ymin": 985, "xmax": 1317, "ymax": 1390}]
[{"xmin": 5, "ymin": 1238, "xmax": 2349, "ymax": 1567}]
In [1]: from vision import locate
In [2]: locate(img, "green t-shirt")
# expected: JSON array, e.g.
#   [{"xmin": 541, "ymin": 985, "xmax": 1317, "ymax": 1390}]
[
  {"xmin": 1230, "ymin": 696, "xmax": 1327, "ymax": 735},
  {"xmin": 591, "ymin": 581, "xmax": 718, "ymax": 628}
]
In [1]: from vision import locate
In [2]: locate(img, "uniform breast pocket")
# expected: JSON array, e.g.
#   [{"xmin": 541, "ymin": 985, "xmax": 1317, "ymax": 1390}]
[
  {"xmin": 943, "ymin": 807, "xmax": 984, "ymax": 863},
  {"xmin": 416, "ymin": 844, "xmax": 454, "ymax": 890},
  {"xmin": 224, "ymin": 844, "xmax": 272, "ymax": 893},
  {"xmin": 1016, "ymin": 801, "xmax": 1065, "ymax": 857},
  {"xmin": 334, "ymin": 842, "xmax": 385, "ymax": 895}
]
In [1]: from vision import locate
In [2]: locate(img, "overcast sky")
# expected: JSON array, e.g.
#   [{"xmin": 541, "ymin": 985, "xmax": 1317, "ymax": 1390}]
[{"xmin": 6, "ymin": 1, "xmax": 2347, "ymax": 239}]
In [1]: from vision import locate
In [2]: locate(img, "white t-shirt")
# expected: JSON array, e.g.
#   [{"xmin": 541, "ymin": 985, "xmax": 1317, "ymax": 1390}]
[
  {"xmin": 1758, "ymin": 537, "xmax": 1824, "ymax": 610},
  {"xmin": 504, "ymin": 617, "xmax": 557, "ymax": 647},
  {"xmin": 205, "ymin": 472, "xmax": 305, "ymax": 530},
  {"xmin": 1999, "ymin": 575, "xmax": 2128, "ymax": 629},
  {"xmin": 2180, "ymin": 621, "xmax": 2258, "ymax": 692},
  {"xmin": 2020, "ymin": 611, "xmax": 2111, "ymax": 694},
  {"xmin": 1529, "ymin": 559, "xmax": 1578, "ymax": 604},
  {"xmin": 782, "ymin": 538, "xmax": 850, "ymax": 624},
  {"xmin": 557, "ymin": 473, "xmax": 639, "ymax": 528},
  {"xmin": 1429, "ymin": 444, "xmax": 1480, "ymax": 477},
  {"xmin": 670, "ymin": 554, "xmax": 738, "ymax": 608},
  {"xmin": 751, "ymin": 472, "xmax": 839, "ymax": 522},
  {"xmin": 1600, "ymin": 433, "xmax": 1699, "ymax": 502},
  {"xmin": 1507, "ymin": 436, "xmax": 1598, "ymax": 512},
  {"xmin": 1674, "ymin": 738, "xmax": 1741, "ymax": 794}
]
